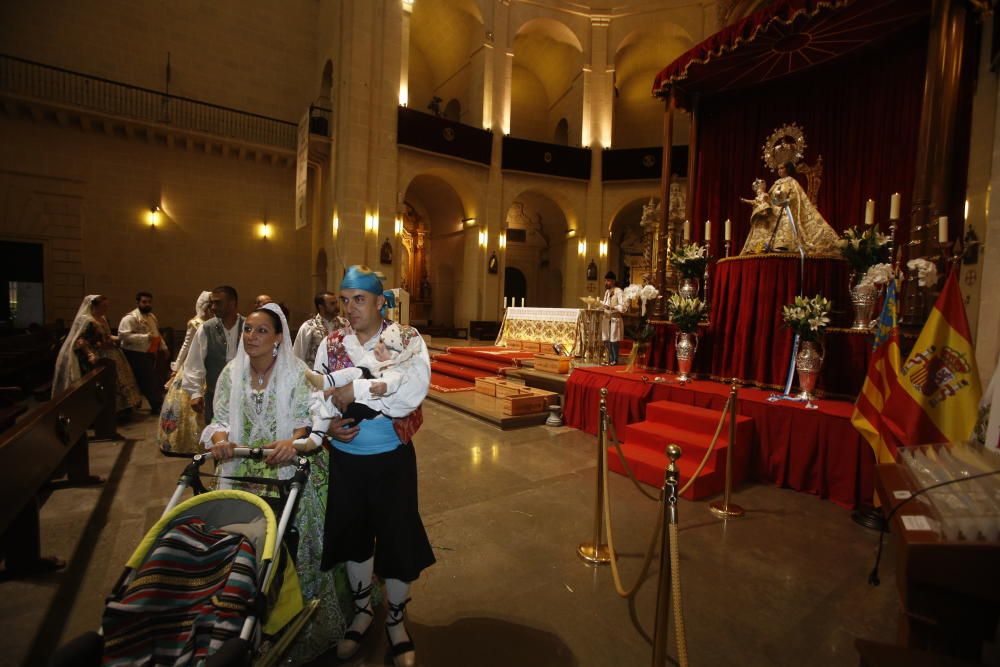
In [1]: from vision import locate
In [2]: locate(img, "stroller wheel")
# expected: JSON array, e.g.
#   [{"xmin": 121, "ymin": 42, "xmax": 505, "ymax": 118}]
[{"xmin": 205, "ymin": 637, "xmax": 252, "ymax": 667}]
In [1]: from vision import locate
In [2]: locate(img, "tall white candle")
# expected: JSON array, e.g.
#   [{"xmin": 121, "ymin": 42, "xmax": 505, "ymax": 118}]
[
  {"xmin": 705, "ymin": 220, "xmax": 711, "ymax": 241},
  {"xmin": 683, "ymin": 220, "xmax": 690, "ymax": 241},
  {"xmin": 889, "ymin": 193, "xmax": 900, "ymax": 220},
  {"xmin": 521, "ymin": 297, "xmax": 525, "ymax": 307},
  {"xmin": 724, "ymin": 219, "xmax": 731, "ymax": 241},
  {"xmin": 938, "ymin": 216, "xmax": 948, "ymax": 244},
  {"xmin": 865, "ymin": 199, "xmax": 875, "ymax": 226}
]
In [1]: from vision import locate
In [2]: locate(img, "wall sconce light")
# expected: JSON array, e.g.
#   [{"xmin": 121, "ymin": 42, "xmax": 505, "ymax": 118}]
[
  {"xmin": 462, "ymin": 216, "xmax": 477, "ymax": 227},
  {"xmin": 566, "ymin": 229, "xmax": 577, "ymax": 239},
  {"xmin": 365, "ymin": 213, "xmax": 379, "ymax": 235},
  {"xmin": 577, "ymin": 239, "xmax": 587, "ymax": 257},
  {"xmin": 599, "ymin": 239, "xmax": 608, "ymax": 257},
  {"xmin": 148, "ymin": 205, "xmax": 161, "ymax": 228},
  {"xmin": 498, "ymin": 232, "xmax": 507, "ymax": 249},
  {"xmin": 332, "ymin": 214, "xmax": 339, "ymax": 236},
  {"xmin": 260, "ymin": 222, "xmax": 272, "ymax": 240},
  {"xmin": 394, "ymin": 216, "xmax": 403, "ymax": 236},
  {"xmin": 402, "ymin": 0, "xmax": 414, "ymax": 10},
  {"xmin": 478, "ymin": 229, "xmax": 488, "ymax": 249}
]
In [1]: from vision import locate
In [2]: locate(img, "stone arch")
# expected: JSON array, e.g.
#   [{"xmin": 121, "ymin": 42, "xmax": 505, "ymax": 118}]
[
  {"xmin": 402, "ymin": 172, "xmax": 471, "ymax": 328},
  {"xmin": 408, "ymin": 0, "xmax": 483, "ymax": 121},
  {"xmin": 608, "ymin": 196, "xmax": 658, "ymax": 287},
  {"xmin": 612, "ymin": 24, "xmax": 694, "ymax": 148},
  {"xmin": 503, "ymin": 188, "xmax": 573, "ymax": 308},
  {"xmin": 510, "ymin": 18, "xmax": 585, "ymax": 143}
]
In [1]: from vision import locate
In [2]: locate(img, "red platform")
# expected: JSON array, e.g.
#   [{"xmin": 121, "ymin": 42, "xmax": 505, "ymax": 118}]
[{"xmin": 565, "ymin": 365, "xmax": 875, "ymax": 509}]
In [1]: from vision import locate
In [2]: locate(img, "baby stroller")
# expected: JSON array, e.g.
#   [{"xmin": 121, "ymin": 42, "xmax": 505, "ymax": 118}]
[{"xmin": 51, "ymin": 447, "xmax": 317, "ymax": 667}]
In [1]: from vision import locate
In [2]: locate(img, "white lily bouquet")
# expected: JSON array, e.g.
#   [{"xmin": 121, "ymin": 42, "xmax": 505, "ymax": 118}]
[
  {"xmin": 835, "ymin": 225, "xmax": 890, "ymax": 275},
  {"xmin": 781, "ymin": 295, "xmax": 832, "ymax": 342},
  {"xmin": 667, "ymin": 294, "xmax": 707, "ymax": 333},
  {"xmin": 668, "ymin": 243, "xmax": 707, "ymax": 279}
]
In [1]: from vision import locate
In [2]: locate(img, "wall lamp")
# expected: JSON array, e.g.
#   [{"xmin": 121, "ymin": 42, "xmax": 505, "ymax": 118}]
[
  {"xmin": 577, "ymin": 239, "xmax": 587, "ymax": 257},
  {"xmin": 498, "ymin": 232, "xmax": 507, "ymax": 249},
  {"xmin": 148, "ymin": 205, "xmax": 161, "ymax": 228},
  {"xmin": 260, "ymin": 222, "xmax": 272, "ymax": 240},
  {"xmin": 463, "ymin": 216, "xmax": 477, "ymax": 227},
  {"xmin": 599, "ymin": 239, "xmax": 608, "ymax": 257},
  {"xmin": 394, "ymin": 216, "xmax": 404, "ymax": 236},
  {"xmin": 478, "ymin": 229, "xmax": 488, "ymax": 248}
]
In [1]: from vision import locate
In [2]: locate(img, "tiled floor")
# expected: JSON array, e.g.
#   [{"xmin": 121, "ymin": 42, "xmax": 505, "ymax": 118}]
[{"xmin": 2, "ymin": 402, "xmax": 901, "ymax": 667}]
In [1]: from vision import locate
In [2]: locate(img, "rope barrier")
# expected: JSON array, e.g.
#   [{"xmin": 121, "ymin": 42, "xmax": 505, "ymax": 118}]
[{"xmin": 600, "ymin": 394, "xmax": 730, "ymax": 602}]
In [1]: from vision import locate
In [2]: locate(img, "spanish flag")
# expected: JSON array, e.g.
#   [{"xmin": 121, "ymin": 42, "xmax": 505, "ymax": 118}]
[
  {"xmin": 883, "ymin": 268, "xmax": 981, "ymax": 446},
  {"xmin": 851, "ymin": 278, "xmax": 903, "ymax": 463}
]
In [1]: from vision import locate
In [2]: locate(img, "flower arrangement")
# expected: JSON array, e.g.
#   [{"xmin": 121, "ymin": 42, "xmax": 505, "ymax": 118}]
[
  {"xmin": 855, "ymin": 262, "xmax": 895, "ymax": 293},
  {"xmin": 906, "ymin": 258, "xmax": 939, "ymax": 288},
  {"xmin": 836, "ymin": 225, "xmax": 890, "ymax": 274},
  {"xmin": 667, "ymin": 294, "xmax": 707, "ymax": 333},
  {"xmin": 781, "ymin": 295, "xmax": 832, "ymax": 342},
  {"xmin": 668, "ymin": 242, "xmax": 707, "ymax": 279},
  {"xmin": 624, "ymin": 283, "xmax": 661, "ymax": 316}
]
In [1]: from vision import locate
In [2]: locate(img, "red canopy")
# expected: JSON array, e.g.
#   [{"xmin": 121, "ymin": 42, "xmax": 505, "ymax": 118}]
[{"xmin": 652, "ymin": 0, "xmax": 929, "ymax": 103}]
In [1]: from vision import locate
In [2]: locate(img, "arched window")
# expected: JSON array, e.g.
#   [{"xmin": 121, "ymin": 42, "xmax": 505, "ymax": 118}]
[{"xmin": 553, "ymin": 118, "xmax": 569, "ymax": 145}]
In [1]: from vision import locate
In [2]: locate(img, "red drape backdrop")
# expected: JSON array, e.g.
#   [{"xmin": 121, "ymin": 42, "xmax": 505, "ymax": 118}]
[{"xmin": 686, "ymin": 23, "xmax": 930, "ymax": 257}]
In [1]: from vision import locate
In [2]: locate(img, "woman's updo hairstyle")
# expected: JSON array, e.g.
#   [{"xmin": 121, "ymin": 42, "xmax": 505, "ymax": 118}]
[{"xmin": 252, "ymin": 307, "xmax": 283, "ymax": 334}]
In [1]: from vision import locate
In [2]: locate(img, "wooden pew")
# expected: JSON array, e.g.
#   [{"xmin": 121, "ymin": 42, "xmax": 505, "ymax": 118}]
[{"xmin": 0, "ymin": 361, "xmax": 116, "ymax": 577}]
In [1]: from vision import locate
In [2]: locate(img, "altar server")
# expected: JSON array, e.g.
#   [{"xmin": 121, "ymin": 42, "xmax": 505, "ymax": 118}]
[{"xmin": 601, "ymin": 271, "xmax": 626, "ymax": 365}]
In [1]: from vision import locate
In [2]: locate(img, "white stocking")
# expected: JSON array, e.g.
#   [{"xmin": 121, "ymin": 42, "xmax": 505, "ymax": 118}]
[
  {"xmin": 346, "ymin": 558, "xmax": 374, "ymax": 632},
  {"xmin": 385, "ymin": 577, "xmax": 412, "ymax": 646}
]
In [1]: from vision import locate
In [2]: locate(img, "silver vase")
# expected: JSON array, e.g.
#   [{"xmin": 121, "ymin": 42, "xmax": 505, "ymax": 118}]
[
  {"xmin": 678, "ymin": 277, "xmax": 700, "ymax": 300},
  {"xmin": 675, "ymin": 331, "xmax": 699, "ymax": 382},
  {"xmin": 795, "ymin": 340, "xmax": 825, "ymax": 405},
  {"xmin": 849, "ymin": 282, "xmax": 879, "ymax": 331}
]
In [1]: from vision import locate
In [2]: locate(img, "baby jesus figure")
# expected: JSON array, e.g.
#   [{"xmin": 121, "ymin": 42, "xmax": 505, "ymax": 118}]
[
  {"xmin": 741, "ymin": 178, "xmax": 771, "ymax": 217},
  {"xmin": 297, "ymin": 323, "xmax": 418, "ymax": 450}
]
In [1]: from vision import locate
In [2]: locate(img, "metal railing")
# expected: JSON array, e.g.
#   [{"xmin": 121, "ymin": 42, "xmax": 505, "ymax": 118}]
[{"xmin": 0, "ymin": 54, "xmax": 299, "ymax": 149}]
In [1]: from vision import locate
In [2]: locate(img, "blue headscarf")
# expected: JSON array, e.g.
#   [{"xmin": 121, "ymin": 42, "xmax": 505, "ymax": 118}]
[{"xmin": 341, "ymin": 265, "xmax": 396, "ymax": 316}]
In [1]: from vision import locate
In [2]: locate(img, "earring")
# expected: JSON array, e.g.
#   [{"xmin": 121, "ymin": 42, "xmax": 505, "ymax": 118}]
[{"xmin": 273, "ymin": 343, "xmax": 279, "ymax": 358}]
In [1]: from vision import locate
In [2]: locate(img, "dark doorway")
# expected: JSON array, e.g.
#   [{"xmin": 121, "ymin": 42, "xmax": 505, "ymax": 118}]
[
  {"xmin": 504, "ymin": 267, "xmax": 527, "ymax": 307},
  {"xmin": 0, "ymin": 241, "xmax": 44, "ymax": 327}
]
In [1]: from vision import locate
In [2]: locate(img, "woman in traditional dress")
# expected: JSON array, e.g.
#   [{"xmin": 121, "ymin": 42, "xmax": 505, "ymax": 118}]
[
  {"xmin": 157, "ymin": 291, "xmax": 212, "ymax": 455},
  {"xmin": 202, "ymin": 303, "xmax": 347, "ymax": 664},
  {"xmin": 741, "ymin": 161, "xmax": 839, "ymax": 255},
  {"xmin": 52, "ymin": 294, "xmax": 142, "ymax": 414}
]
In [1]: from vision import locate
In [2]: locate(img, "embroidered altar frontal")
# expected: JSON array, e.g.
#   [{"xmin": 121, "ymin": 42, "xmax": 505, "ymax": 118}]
[{"xmin": 496, "ymin": 307, "xmax": 581, "ymax": 355}]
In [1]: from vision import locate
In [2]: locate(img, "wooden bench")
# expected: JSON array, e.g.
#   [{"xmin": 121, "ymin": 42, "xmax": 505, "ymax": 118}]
[{"xmin": 0, "ymin": 360, "xmax": 116, "ymax": 578}]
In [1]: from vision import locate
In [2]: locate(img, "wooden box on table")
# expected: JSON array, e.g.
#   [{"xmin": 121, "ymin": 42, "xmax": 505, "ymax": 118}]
[
  {"xmin": 533, "ymin": 353, "xmax": 571, "ymax": 374},
  {"xmin": 502, "ymin": 389, "xmax": 556, "ymax": 415}
]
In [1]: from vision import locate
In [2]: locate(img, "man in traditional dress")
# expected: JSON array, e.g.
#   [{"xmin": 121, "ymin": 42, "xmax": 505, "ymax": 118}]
[
  {"xmin": 601, "ymin": 271, "xmax": 626, "ymax": 366},
  {"xmin": 182, "ymin": 285, "xmax": 244, "ymax": 423},
  {"xmin": 118, "ymin": 291, "xmax": 169, "ymax": 413},
  {"xmin": 317, "ymin": 265, "xmax": 433, "ymax": 667},
  {"xmin": 292, "ymin": 291, "xmax": 347, "ymax": 368}
]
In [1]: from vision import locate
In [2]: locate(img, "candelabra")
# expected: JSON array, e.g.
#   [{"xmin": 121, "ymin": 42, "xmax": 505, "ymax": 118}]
[
  {"xmin": 702, "ymin": 249, "xmax": 712, "ymax": 311},
  {"xmin": 723, "ymin": 239, "xmax": 731, "ymax": 258}
]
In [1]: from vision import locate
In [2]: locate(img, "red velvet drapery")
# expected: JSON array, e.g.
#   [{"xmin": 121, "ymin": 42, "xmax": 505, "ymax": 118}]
[{"xmin": 685, "ymin": 24, "xmax": 929, "ymax": 258}]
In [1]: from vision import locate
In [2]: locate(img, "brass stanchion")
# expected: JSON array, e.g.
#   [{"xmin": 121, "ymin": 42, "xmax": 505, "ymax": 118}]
[
  {"xmin": 710, "ymin": 379, "xmax": 745, "ymax": 519},
  {"xmin": 651, "ymin": 444, "xmax": 681, "ymax": 667},
  {"xmin": 578, "ymin": 387, "xmax": 611, "ymax": 564}
]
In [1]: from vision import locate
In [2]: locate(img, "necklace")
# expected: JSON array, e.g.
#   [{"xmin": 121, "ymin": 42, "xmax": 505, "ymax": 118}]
[
  {"xmin": 250, "ymin": 356, "xmax": 278, "ymax": 387},
  {"xmin": 250, "ymin": 388, "xmax": 266, "ymax": 415}
]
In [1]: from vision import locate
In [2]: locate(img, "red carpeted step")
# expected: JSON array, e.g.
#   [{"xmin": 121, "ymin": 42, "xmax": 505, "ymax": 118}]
[
  {"xmin": 430, "ymin": 361, "xmax": 493, "ymax": 382},
  {"xmin": 607, "ymin": 443, "xmax": 721, "ymax": 500},
  {"xmin": 430, "ymin": 372, "xmax": 475, "ymax": 392},
  {"xmin": 645, "ymin": 401, "xmax": 753, "ymax": 440},
  {"xmin": 432, "ymin": 353, "xmax": 514, "ymax": 374}
]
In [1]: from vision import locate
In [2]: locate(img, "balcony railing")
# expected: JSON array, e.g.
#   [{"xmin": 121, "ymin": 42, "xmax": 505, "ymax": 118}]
[
  {"xmin": 0, "ymin": 54, "xmax": 298, "ymax": 149},
  {"xmin": 396, "ymin": 106, "xmax": 492, "ymax": 165},
  {"xmin": 601, "ymin": 145, "xmax": 688, "ymax": 181},
  {"xmin": 501, "ymin": 136, "xmax": 591, "ymax": 180}
]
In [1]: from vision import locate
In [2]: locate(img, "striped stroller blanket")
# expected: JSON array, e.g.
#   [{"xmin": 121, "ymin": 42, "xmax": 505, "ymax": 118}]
[{"xmin": 101, "ymin": 516, "xmax": 258, "ymax": 666}]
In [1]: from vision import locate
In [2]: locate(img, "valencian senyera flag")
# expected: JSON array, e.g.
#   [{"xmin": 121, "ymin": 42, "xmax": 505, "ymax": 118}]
[
  {"xmin": 883, "ymin": 267, "xmax": 981, "ymax": 446},
  {"xmin": 851, "ymin": 277, "xmax": 903, "ymax": 463}
]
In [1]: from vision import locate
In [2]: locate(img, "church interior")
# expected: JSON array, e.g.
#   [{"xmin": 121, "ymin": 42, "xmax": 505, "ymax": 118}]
[{"xmin": 2, "ymin": 0, "xmax": 1000, "ymax": 665}]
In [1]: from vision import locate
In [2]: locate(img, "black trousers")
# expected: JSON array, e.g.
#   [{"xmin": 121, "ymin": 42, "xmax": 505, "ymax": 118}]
[
  {"xmin": 321, "ymin": 442, "xmax": 435, "ymax": 582},
  {"xmin": 123, "ymin": 349, "xmax": 162, "ymax": 411}
]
